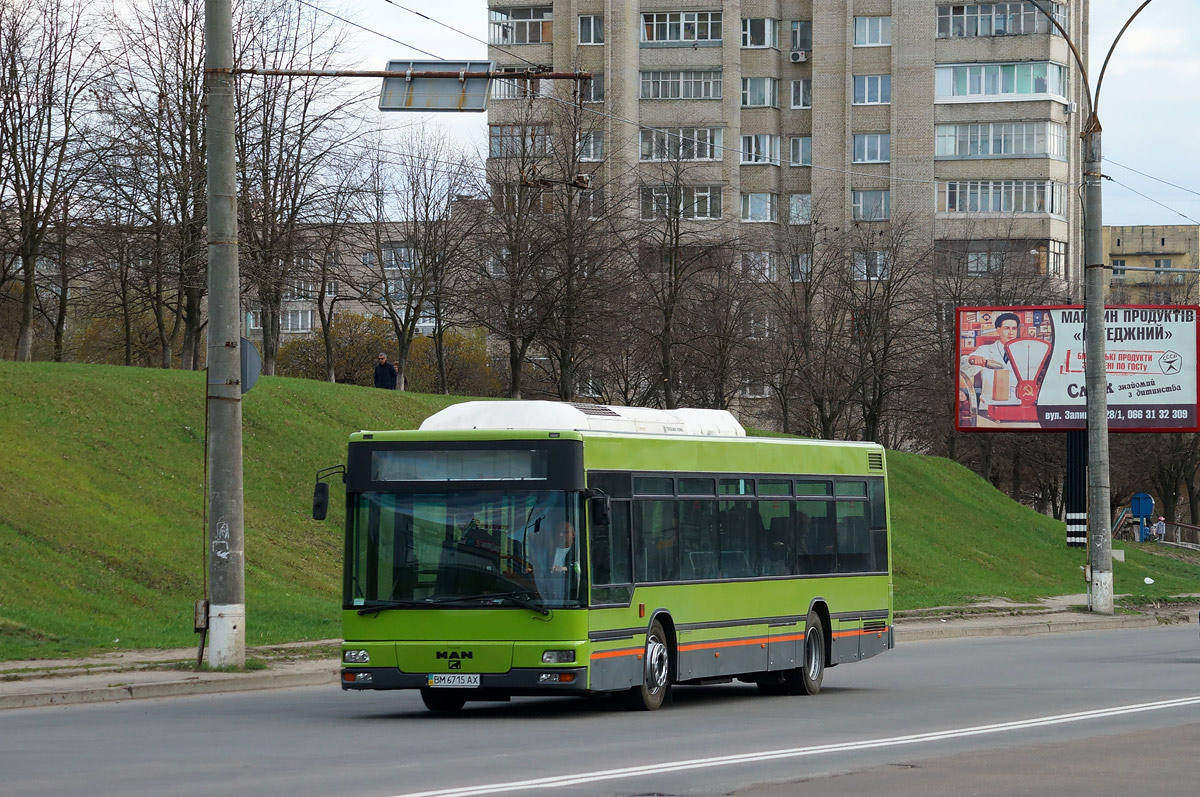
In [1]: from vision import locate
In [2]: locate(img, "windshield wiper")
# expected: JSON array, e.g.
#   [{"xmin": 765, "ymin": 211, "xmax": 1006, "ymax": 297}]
[
  {"xmin": 356, "ymin": 592, "xmax": 551, "ymax": 616},
  {"xmin": 437, "ymin": 591, "xmax": 551, "ymax": 616}
]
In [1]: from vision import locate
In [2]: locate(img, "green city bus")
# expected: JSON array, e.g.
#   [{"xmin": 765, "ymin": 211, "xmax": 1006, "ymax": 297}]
[{"xmin": 314, "ymin": 401, "xmax": 893, "ymax": 712}]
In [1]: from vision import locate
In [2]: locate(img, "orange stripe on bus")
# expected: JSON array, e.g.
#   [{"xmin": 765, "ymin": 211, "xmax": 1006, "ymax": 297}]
[
  {"xmin": 590, "ymin": 647, "xmax": 642, "ymax": 660},
  {"xmin": 678, "ymin": 633, "xmax": 805, "ymax": 653}
]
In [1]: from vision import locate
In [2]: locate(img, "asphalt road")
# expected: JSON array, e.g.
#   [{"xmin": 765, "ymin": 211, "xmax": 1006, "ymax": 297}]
[{"xmin": 3, "ymin": 625, "xmax": 1199, "ymax": 797}]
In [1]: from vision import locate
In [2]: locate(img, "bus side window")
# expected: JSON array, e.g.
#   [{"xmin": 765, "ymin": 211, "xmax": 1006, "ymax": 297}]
[
  {"xmin": 797, "ymin": 499, "xmax": 835, "ymax": 575},
  {"xmin": 590, "ymin": 500, "xmax": 632, "ymax": 586}
]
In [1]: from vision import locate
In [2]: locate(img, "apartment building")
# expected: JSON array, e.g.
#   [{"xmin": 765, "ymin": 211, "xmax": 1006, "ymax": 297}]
[
  {"xmin": 485, "ymin": 0, "xmax": 1085, "ymax": 290},
  {"xmin": 1105, "ymin": 225, "xmax": 1200, "ymax": 305}
]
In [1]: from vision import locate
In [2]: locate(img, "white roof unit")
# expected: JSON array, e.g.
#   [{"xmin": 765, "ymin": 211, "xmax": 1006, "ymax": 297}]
[{"xmin": 419, "ymin": 401, "xmax": 746, "ymax": 437}]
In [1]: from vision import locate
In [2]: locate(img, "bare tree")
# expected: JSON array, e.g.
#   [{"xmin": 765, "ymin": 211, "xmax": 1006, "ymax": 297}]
[
  {"xmin": 101, "ymin": 0, "xmax": 208, "ymax": 369},
  {"xmin": 0, "ymin": 0, "xmax": 109, "ymax": 360},
  {"xmin": 351, "ymin": 129, "xmax": 483, "ymax": 391},
  {"xmin": 234, "ymin": 0, "xmax": 359, "ymax": 374},
  {"xmin": 625, "ymin": 140, "xmax": 737, "ymax": 409},
  {"xmin": 522, "ymin": 84, "xmax": 630, "ymax": 402},
  {"xmin": 465, "ymin": 102, "xmax": 562, "ymax": 399}
]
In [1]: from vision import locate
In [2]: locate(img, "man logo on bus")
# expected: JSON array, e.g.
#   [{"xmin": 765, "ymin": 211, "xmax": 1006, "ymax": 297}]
[
  {"xmin": 436, "ymin": 650, "xmax": 474, "ymax": 660},
  {"xmin": 448, "ymin": 660, "xmax": 462, "ymax": 670}
]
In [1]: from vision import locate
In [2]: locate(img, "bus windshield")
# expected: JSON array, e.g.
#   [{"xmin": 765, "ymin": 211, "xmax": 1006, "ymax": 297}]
[{"xmin": 346, "ymin": 490, "xmax": 585, "ymax": 611}]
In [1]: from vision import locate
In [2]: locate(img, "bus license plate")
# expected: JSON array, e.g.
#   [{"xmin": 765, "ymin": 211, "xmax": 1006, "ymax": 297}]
[{"xmin": 427, "ymin": 673, "xmax": 480, "ymax": 688}]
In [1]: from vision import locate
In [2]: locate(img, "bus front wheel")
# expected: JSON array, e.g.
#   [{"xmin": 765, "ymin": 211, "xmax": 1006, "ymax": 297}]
[
  {"xmin": 627, "ymin": 619, "xmax": 671, "ymax": 711},
  {"xmin": 420, "ymin": 688, "xmax": 467, "ymax": 713}
]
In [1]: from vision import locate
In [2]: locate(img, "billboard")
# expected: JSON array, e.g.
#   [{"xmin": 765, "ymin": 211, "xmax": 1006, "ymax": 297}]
[{"xmin": 955, "ymin": 305, "xmax": 1200, "ymax": 432}]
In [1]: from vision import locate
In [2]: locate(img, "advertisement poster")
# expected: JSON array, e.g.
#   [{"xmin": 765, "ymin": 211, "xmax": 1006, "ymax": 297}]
[{"xmin": 955, "ymin": 305, "xmax": 1200, "ymax": 432}]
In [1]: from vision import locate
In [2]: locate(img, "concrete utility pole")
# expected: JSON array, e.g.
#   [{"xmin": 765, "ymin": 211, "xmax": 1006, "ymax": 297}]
[
  {"xmin": 204, "ymin": 0, "xmax": 245, "ymax": 666},
  {"xmin": 1082, "ymin": 123, "xmax": 1111, "ymax": 613}
]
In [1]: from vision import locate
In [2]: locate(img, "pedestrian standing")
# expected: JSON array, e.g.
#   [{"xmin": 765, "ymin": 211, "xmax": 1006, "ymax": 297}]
[
  {"xmin": 1154, "ymin": 516, "xmax": 1166, "ymax": 542},
  {"xmin": 373, "ymin": 353, "xmax": 398, "ymax": 390}
]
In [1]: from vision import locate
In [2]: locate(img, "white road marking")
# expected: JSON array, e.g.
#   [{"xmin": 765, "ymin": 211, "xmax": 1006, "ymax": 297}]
[{"xmin": 393, "ymin": 694, "xmax": 1200, "ymax": 796}]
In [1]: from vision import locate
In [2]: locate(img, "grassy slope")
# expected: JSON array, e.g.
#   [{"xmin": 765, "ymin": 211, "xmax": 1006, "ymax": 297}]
[{"xmin": 1, "ymin": 362, "xmax": 1196, "ymax": 661}]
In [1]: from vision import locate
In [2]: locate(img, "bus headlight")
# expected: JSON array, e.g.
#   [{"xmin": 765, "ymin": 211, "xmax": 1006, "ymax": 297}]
[
  {"xmin": 541, "ymin": 650, "xmax": 575, "ymax": 664},
  {"xmin": 343, "ymin": 649, "xmax": 370, "ymax": 664}
]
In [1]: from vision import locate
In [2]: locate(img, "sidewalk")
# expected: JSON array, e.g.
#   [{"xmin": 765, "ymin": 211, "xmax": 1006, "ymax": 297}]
[{"xmin": 2, "ymin": 597, "xmax": 1195, "ymax": 711}]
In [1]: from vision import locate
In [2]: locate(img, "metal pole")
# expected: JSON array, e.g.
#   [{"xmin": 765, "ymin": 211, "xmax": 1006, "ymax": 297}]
[
  {"xmin": 1083, "ymin": 126, "xmax": 1112, "ymax": 614},
  {"xmin": 204, "ymin": 0, "xmax": 246, "ymax": 666}
]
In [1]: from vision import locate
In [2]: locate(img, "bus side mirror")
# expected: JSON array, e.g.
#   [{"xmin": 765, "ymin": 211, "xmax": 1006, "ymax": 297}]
[
  {"xmin": 587, "ymin": 492, "xmax": 610, "ymax": 527},
  {"xmin": 313, "ymin": 481, "xmax": 330, "ymax": 521}
]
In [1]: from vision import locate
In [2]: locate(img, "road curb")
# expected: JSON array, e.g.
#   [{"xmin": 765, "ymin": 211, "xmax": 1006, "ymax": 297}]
[
  {"xmin": 0, "ymin": 667, "xmax": 338, "ymax": 711},
  {"xmin": 895, "ymin": 613, "xmax": 1159, "ymax": 641}
]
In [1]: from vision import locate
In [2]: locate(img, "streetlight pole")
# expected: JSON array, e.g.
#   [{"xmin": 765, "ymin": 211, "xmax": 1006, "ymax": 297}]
[{"xmin": 1029, "ymin": 1, "xmax": 1154, "ymax": 614}]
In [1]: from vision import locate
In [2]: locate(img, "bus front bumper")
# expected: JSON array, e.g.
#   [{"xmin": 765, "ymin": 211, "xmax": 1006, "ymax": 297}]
[{"xmin": 340, "ymin": 667, "xmax": 590, "ymax": 694}]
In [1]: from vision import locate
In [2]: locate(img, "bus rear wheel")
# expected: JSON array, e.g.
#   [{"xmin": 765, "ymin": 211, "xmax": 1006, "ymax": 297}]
[
  {"xmin": 783, "ymin": 610, "xmax": 825, "ymax": 696},
  {"xmin": 627, "ymin": 619, "xmax": 671, "ymax": 711},
  {"xmin": 420, "ymin": 688, "xmax": 467, "ymax": 713}
]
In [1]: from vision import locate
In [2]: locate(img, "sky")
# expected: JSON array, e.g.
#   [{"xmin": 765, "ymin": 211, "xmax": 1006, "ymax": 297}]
[{"xmin": 335, "ymin": 0, "xmax": 1200, "ymax": 228}]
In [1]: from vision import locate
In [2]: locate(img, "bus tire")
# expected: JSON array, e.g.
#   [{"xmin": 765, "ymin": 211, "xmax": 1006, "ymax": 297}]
[
  {"xmin": 420, "ymin": 688, "xmax": 467, "ymax": 713},
  {"xmin": 627, "ymin": 619, "xmax": 671, "ymax": 711},
  {"xmin": 784, "ymin": 609, "xmax": 825, "ymax": 696}
]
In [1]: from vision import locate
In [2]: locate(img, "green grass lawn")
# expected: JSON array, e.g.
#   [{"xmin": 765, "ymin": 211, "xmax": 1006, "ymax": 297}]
[{"xmin": 1, "ymin": 361, "xmax": 1197, "ymax": 661}]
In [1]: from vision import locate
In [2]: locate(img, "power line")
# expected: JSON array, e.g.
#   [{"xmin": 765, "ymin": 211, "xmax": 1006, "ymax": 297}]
[
  {"xmin": 381, "ymin": 0, "xmax": 540, "ymax": 68},
  {"xmin": 1105, "ymin": 177, "xmax": 1200, "ymax": 226},
  {"xmin": 1107, "ymin": 158, "xmax": 1200, "ymax": 201},
  {"xmin": 295, "ymin": 0, "xmax": 442, "ymax": 59}
]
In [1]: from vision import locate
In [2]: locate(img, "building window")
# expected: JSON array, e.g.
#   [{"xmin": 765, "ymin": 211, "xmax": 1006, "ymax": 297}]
[
  {"xmin": 853, "ymin": 134, "xmax": 891, "ymax": 163},
  {"xmin": 741, "ymin": 18, "xmax": 779, "ymax": 48},
  {"xmin": 854, "ymin": 16, "xmax": 891, "ymax": 46},
  {"xmin": 741, "ymin": 77, "xmax": 778, "ymax": 107},
  {"xmin": 579, "ymin": 15, "xmax": 603, "ymax": 44},
  {"xmin": 248, "ymin": 311, "xmax": 262, "ymax": 330},
  {"xmin": 1111, "ymin": 258, "xmax": 1126, "ymax": 281},
  {"xmin": 789, "ymin": 136, "xmax": 811, "ymax": 166},
  {"xmin": 640, "ymin": 11, "xmax": 723, "ymax": 44},
  {"xmin": 639, "ymin": 127, "xmax": 723, "ymax": 161},
  {"xmin": 790, "ymin": 20, "xmax": 812, "ymax": 50},
  {"xmin": 324, "ymin": 280, "xmax": 338, "ymax": 298},
  {"xmin": 581, "ymin": 73, "xmax": 605, "ymax": 103},
  {"xmin": 936, "ymin": 3, "xmax": 1068, "ymax": 39},
  {"xmin": 790, "ymin": 79, "xmax": 811, "ymax": 109},
  {"xmin": 282, "ymin": 280, "xmax": 315, "ymax": 300},
  {"xmin": 938, "ymin": 180, "xmax": 1066, "ymax": 215},
  {"xmin": 935, "ymin": 121, "xmax": 1068, "ymax": 159},
  {"xmin": 579, "ymin": 131, "xmax": 604, "ymax": 161},
  {"xmin": 853, "ymin": 75, "xmax": 891, "ymax": 105},
  {"xmin": 578, "ymin": 188, "xmax": 604, "ymax": 219},
  {"xmin": 1155, "ymin": 258, "xmax": 1172, "ymax": 269},
  {"xmin": 853, "ymin": 251, "xmax": 891, "ymax": 281},
  {"xmin": 740, "ymin": 380, "xmax": 770, "ymax": 399},
  {"xmin": 741, "ymin": 134, "xmax": 780, "ymax": 165},
  {"xmin": 282, "ymin": 309, "xmax": 313, "ymax": 332},
  {"xmin": 491, "ymin": 67, "xmax": 541, "ymax": 100},
  {"xmin": 488, "ymin": 124, "xmax": 549, "ymax": 158},
  {"xmin": 639, "ymin": 185, "xmax": 723, "ymax": 220},
  {"xmin": 788, "ymin": 193, "xmax": 811, "ymax": 225},
  {"xmin": 742, "ymin": 251, "xmax": 777, "ymax": 282},
  {"xmin": 744, "ymin": 308, "xmax": 775, "ymax": 339},
  {"xmin": 1048, "ymin": 240, "xmax": 1067, "ymax": 278},
  {"xmin": 488, "ymin": 7, "xmax": 553, "ymax": 45},
  {"xmin": 935, "ymin": 62, "xmax": 1068, "ymax": 102},
  {"xmin": 852, "ymin": 190, "xmax": 890, "ymax": 221},
  {"xmin": 640, "ymin": 70, "xmax": 723, "ymax": 99},
  {"xmin": 382, "ymin": 243, "xmax": 413, "ymax": 271},
  {"xmin": 740, "ymin": 192, "xmax": 778, "ymax": 222},
  {"xmin": 789, "ymin": 253, "xmax": 812, "ymax": 281}
]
